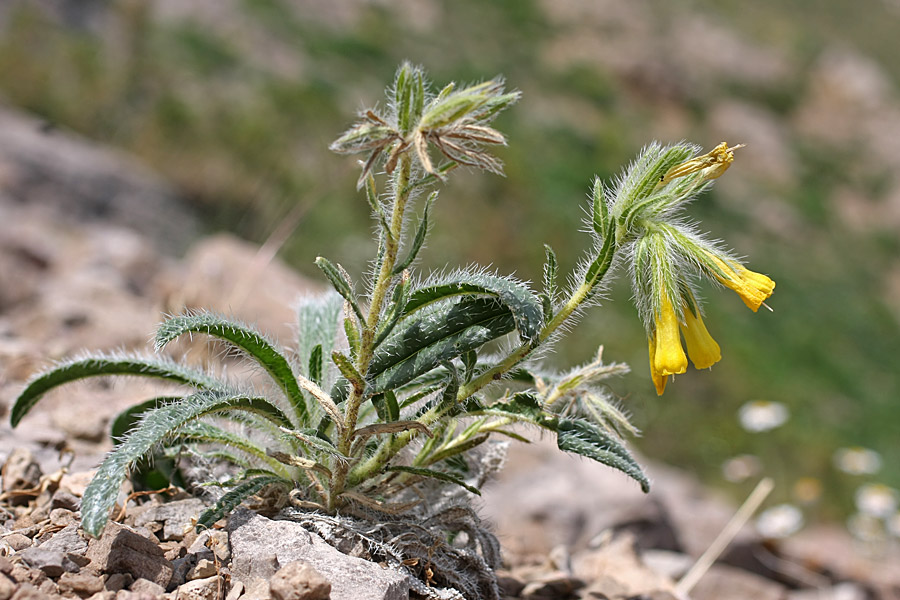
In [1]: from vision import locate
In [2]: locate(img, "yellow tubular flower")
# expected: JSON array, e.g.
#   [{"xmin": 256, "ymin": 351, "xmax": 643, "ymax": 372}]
[
  {"xmin": 680, "ymin": 307, "xmax": 721, "ymax": 369},
  {"xmin": 648, "ymin": 336, "xmax": 668, "ymax": 395},
  {"xmin": 706, "ymin": 254, "xmax": 776, "ymax": 312},
  {"xmin": 653, "ymin": 294, "xmax": 688, "ymax": 377}
]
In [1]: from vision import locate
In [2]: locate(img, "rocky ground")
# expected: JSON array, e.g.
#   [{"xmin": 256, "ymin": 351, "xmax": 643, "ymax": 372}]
[{"xmin": 1, "ymin": 106, "xmax": 898, "ymax": 599}]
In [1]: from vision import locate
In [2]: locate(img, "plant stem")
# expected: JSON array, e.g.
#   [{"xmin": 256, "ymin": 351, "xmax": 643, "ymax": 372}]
[
  {"xmin": 348, "ymin": 238, "xmax": 619, "ymax": 487},
  {"xmin": 329, "ymin": 154, "xmax": 413, "ymax": 510}
]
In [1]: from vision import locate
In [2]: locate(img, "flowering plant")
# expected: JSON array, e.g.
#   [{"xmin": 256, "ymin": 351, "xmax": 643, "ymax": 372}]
[{"xmin": 10, "ymin": 63, "xmax": 774, "ymax": 598}]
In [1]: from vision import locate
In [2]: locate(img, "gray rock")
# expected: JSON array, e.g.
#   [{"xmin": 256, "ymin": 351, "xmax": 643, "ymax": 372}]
[
  {"xmin": 129, "ymin": 578, "xmax": 166, "ymax": 596},
  {"xmin": 1, "ymin": 447, "xmax": 42, "ymax": 505},
  {"xmin": 228, "ymin": 509, "xmax": 409, "ymax": 600},
  {"xmin": 51, "ymin": 491, "xmax": 81, "ymax": 512},
  {"xmin": 39, "ymin": 524, "xmax": 88, "ymax": 555},
  {"xmin": 86, "ymin": 522, "xmax": 173, "ymax": 589},
  {"xmin": 0, "ymin": 573, "xmax": 16, "ymax": 600},
  {"xmin": 132, "ymin": 499, "xmax": 206, "ymax": 542},
  {"xmin": 269, "ymin": 561, "xmax": 331, "ymax": 600},
  {"xmin": 174, "ymin": 575, "xmax": 222, "ymax": 600},
  {"xmin": 57, "ymin": 571, "xmax": 105, "ymax": 598},
  {"xmin": 2, "ymin": 532, "xmax": 32, "ymax": 551},
  {"xmin": 17, "ymin": 546, "xmax": 80, "ymax": 577}
]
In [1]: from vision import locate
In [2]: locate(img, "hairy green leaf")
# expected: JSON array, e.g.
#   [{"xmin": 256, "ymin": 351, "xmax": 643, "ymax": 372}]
[
  {"xmin": 403, "ymin": 273, "xmax": 543, "ymax": 342},
  {"xmin": 556, "ymin": 418, "xmax": 650, "ymax": 493},
  {"xmin": 196, "ymin": 475, "xmax": 291, "ymax": 531},
  {"xmin": 308, "ymin": 345, "xmax": 323, "ymax": 386},
  {"xmin": 387, "ymin": 465, "xmax": 481, "ymax": 496},
  {"xmin": 155, "ymin": 312, "xmax": 308, "ymax": 424},
  {"xmin": 80, "ymin": 390, "xmax": 293, "ymax": 536},
  {"xmin": 392, "ymin": 191, "xmax": 436, "ymax": 275},
  {"xmin": 314, "ymin": 257, "xmax": 364, "ymax": 321},
  {"xmin": 297, "ymin": 292, "xmax": 343, "ymax": 380},
  {"xmin": 110, "ymin": 397, "xmax": 178, "ymax": 444},
  {"xmin": 368, "ymin": 298, "xmax": 517, "ymax": 394},
  {"xmin": 10, "ymin": 354, "xmax": 221, "ymax": 428}
]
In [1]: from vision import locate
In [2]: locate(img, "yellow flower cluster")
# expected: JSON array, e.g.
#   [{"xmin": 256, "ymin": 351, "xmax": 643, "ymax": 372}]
[{"xmin": 647, "ymin": 262, "xmax": 775, "ymax": 395}]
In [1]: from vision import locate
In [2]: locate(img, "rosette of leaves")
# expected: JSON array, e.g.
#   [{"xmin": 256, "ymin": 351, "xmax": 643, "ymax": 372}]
[{"xmin": 9, "ymin": 63, "xmax": 649, "ymax": 554}]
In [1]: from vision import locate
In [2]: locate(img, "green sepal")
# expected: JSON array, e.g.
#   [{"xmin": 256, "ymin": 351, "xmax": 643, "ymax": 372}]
[
  {"xmin": 556, "ymin": 418, "xmax": 650, "ymax": 493},
  {"xmin": 403, "ymin": 273, "xmax": 544, "ymax": 342},
  {"xmin": 196, "ymin": 475, "xmax": 291, "ymax": 531},
  {"xmin": 10, "ymin": 354, "xmax": 222, "ymax": 428},
  {"xmin": 386, "ymin": 465, "xmax": 481, "ymax": 496},
  {"xmin": 392, "ymin": 191, "xmax": 437, "ymax": 275},
  {"xmin": 315, "ymin": 257, "xmax": 364, "ymax": 321}
]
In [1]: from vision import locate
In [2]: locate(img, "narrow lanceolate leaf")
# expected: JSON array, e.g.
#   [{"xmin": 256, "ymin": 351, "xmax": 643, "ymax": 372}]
[
  {"xmin": 80, "ymin": 390, "xmax": 294, "ymax": 537},
  {"xmin": 110, "ymin": 397, "xmax": 179, "ymax": 444},
  {"xmin": 314, "ymin": 257, "xmax": 364, "ymax": 321},
  {"xmin": 392, "ymin": 192, "xmax": 437, "ymax": 275},
  {"xmin": 556, "ymin": 418, "xmax": 650, "ymax": 493},
  {"xmin": 469, "ymin": 392, "xmax": 555, "ymax": 429},
  {"xmin": 403, "ymin": 273, "xmax": 544, "ymax": 342},
  {"xmin": 308, "ymin": 345, "xmax": 323, "ymax": 387},
  {"xmin": 353, "ymin": 420, "xmax": 432, "ymax": 442},
  {"xmin": 155, "ymin": 312, "xmax": 308, "ymax": 424},
  {"xmin": 10, "ymin": 355, "xmax": 221, "ymax": 428},
  {"xmin": 295, "ymin": 374, "xmax": 345, "ymax": 432},
  {"xmin": 367, "ymin": 298, "xmax": 517, "ymax": 394},
  {"xmin": 591, "ymin": 177, "xmax": 608, "ymax": 235},
  {"xmin": 542, "ymin": 244, "xmax": 558, "ymax": 300},
  {"xmin": 374, "ymin": 275, "xmax": 411, "ymax": 347},
  {"xmin": 196, "ymin": 474, "xmax": 290, "ymax": 531},
  {"xmin": 297, "ymin": 291, "xmax": 343, "ymax": 380},
  {"xmin": 386, "ymin": 466, "xmax": 481, "ymax": 496},
  {"xmin": 331, "ymin": 351, "xmax": 364, "ymax": 392},
  {"xmin": 279, "ymin": 427, "xmax": 347, "ymax": 464},
  {"xmin": 175, "ymin": 422, "xmax": 287, "ymax": 473},
  {"xmin": 583, "ymin": 220, "xmax": 616, "ymax": 290}
]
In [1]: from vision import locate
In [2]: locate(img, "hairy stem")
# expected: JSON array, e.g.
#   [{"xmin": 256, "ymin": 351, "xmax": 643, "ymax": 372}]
[
  {"xmin": 329, "ymin": 153, "xmax": 413, "ymax": 510},
  {"xmin": 348, "ymin": 238, "xmax": 619, "ymax": 487}
]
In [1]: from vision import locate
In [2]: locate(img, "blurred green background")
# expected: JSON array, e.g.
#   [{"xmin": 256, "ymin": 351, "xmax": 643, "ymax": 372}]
[{"xmin": 2, "ymin": 0, "xmax": 898, "ymax": 520}]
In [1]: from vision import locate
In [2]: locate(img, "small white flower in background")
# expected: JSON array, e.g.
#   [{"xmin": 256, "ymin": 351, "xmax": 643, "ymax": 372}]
[
  {"xmin": 755, "ymin": 503, "xmax": 804, "ymax": 539},
  {"xmin": 833, "ymin": 447, "xmax": 882, "ymax": 475},
  {"xmin": 721, "ymin": 454, "xmax": 762, "ymax": 483},
  {"xmin": 738, "ymin": 400, "xmax": 789, "ymax": 433},
  {"xmin": 854, "ymin": 483, "xmax": 898, "ymax": 518},
  {"xmin": 847, "ymin": 512, "xmax": 887, "ymax": 543}
]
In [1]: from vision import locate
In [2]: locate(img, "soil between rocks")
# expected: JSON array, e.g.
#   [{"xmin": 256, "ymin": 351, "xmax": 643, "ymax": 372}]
[{"xmin": 1, "ymin": 107, "xmax": 898, "ymax": 600}]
